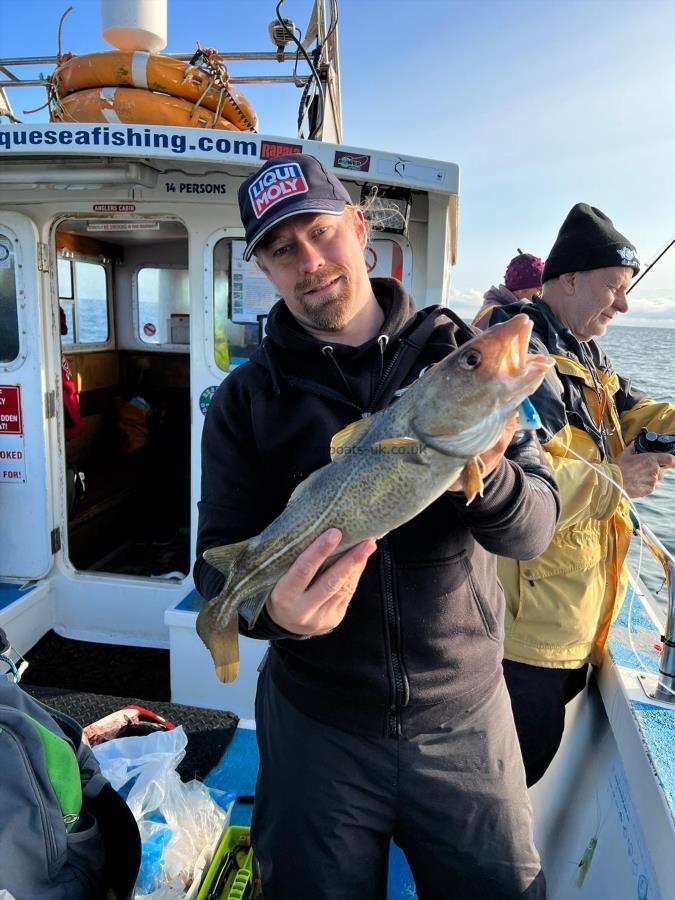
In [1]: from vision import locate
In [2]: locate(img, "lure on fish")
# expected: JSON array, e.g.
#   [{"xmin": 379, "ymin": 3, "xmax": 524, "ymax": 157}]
[
  {"xmin": 197, "ymin": 314, "xmax": 555, "ymax": 682},
  {"xmin": 517, "ymin": 397, "xmax": 542, "ymax": 431}
]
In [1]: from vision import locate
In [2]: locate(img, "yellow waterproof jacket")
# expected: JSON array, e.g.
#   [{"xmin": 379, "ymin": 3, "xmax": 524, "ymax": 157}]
[{"xmin": 489, "ymin": 299, "xmax": 675, "ymax": 668}]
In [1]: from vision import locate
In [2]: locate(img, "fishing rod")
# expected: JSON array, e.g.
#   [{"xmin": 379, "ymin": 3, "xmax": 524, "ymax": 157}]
[{"xmin": 627, "ymin": 234, "xmax": 675, "ymax": 293}]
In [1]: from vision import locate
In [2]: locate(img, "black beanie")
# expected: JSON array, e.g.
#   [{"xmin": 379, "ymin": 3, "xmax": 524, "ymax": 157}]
[{"xmin": 542, "ymin": 203, "xmax": 640, "ymax": 283}]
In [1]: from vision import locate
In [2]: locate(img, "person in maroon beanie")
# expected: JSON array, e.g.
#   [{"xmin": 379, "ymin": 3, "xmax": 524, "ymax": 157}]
[{"xmin": 474, "ymin": 251, "xmax": 544, "ymax": 329}]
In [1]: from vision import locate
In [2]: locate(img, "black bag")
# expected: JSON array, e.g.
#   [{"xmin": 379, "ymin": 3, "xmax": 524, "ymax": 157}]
[{"xmin": 0, "ymin": 669, "xmax": 141, "ymax": 899}]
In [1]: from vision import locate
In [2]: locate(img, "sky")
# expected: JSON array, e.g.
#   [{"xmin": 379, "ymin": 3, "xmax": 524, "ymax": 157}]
[{"xmin": 3, "ymin": 0, "xmax": 675, "ymax": 327}]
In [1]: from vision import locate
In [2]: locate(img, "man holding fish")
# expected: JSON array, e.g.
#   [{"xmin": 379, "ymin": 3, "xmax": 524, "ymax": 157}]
[{"xmin": 195, "ymin": 154, "xmax": 560, "ymax": 899}]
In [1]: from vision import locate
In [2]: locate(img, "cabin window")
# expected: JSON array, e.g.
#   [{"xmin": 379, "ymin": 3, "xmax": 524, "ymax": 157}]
[
  {"xmin": 136, "ymin": 267, "xmax": 189, "ymax": 345},
  {"xmin": 0, "ymin": 232, "xmax": 20, "ymax": 363},
  {"xmin": 57, "ymin": 258, "xmax": 110, "ymax": 346},
  {"xmin": 365, "ymin": 238, "xmax": 405, "ymax": 281},
  {"xmin": 212, "ymin": 237, "xmax": 278, "ymax": 371}
]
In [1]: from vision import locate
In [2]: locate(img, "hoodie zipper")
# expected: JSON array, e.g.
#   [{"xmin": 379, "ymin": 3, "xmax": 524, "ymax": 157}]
[
  {"xmin": 0, "ymin": 723, "xmax": 60, "ymax": 865},
  {"xmin": 381, "ymin": 537, "xmax": 407, "ymax": 737},
  {"xmin": 368, "ymin": 341, "xmax": 404, "ymax": 415}
]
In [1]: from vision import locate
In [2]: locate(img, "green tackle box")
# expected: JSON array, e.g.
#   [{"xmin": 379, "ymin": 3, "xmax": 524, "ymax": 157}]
[{"xmin": 196, "ymin": 825, "xmax": 254, "ymax": 900}]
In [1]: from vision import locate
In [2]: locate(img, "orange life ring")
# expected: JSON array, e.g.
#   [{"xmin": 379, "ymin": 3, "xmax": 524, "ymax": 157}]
[
  {"xmin": 52, "ymin": 51, "xmax": 258, "ymax": 131},
  {"xmin": 52, "ymin": 86, "xmax": 241, "ymax": 130}
]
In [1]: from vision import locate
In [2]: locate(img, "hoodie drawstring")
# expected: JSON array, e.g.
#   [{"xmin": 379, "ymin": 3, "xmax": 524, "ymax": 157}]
[
  {"xmin": 321, "ymin": 345, "xmax": 361, "ymax": 406},
  {"xmin": 377, "ymin": 334, "xmax": 389, "ymax": 381}
]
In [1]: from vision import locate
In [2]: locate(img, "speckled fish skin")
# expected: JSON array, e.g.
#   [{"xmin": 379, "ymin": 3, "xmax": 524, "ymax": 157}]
[{"xmin": 197, "ymin": 314, "xmax": 553, "ymax": 668}]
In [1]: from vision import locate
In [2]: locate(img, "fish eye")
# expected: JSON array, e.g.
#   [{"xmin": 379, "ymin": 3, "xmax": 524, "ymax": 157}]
[{"xmin": 460, "ymin": 349, "xmax": 482, "ymax": 369}]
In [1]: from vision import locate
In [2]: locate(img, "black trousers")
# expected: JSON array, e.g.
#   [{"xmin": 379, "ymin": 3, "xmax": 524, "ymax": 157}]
[
  {"xmin": 503, "ymin": 659, "xmax": 589, "ymax": 787},
  {"xmin": 252, "ymin": 664, "xmax": 546, "ymax": 900}
]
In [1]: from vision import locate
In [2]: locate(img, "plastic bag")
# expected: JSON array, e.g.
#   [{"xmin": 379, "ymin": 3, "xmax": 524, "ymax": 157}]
[{"xmin": 93, "ymin": 727, "xmax": 229, "ymax": 897}]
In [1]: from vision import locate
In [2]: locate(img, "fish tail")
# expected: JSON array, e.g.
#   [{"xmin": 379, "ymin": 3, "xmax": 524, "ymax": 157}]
[{"xmin": 196, "ymin": 599, "xmax": 240, "ymax": 683}]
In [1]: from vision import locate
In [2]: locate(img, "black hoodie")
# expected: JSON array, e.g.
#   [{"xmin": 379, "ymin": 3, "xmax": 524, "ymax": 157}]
[{"xmin": 195, "ymin": 279, "xmax": 559, "ymax": 738}]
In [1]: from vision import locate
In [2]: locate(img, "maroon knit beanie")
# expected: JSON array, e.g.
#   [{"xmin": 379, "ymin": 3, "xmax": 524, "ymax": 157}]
[{"xmin": 504, "ymin": 252, "xmax": 544, "ymax": 292}]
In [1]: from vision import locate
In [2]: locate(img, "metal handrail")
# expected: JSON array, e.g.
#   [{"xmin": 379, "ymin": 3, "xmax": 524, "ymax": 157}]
[
  {"xmin": 632, "ymin": 518, "xmax": 675, "ymax": 704},
  {"xmin": 0, "ymin": 76, "xmax": 309, "ymax": 88}
]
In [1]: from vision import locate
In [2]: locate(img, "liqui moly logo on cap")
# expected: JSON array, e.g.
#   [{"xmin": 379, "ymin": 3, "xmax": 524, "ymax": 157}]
[{"xmin": 248, "ymin": 163, "xmax": 308, "ymax": 219}]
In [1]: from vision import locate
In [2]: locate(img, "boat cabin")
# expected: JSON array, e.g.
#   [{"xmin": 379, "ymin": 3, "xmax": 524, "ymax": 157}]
[{"xmin": 0, "ymin": 131, "xmax": 459, "ymax": 711}]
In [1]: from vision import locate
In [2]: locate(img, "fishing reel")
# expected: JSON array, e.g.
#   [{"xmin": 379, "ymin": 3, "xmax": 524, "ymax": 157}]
[{"xmin": 634, "ymin": 429, "xmax": 675, "ymax": 455}]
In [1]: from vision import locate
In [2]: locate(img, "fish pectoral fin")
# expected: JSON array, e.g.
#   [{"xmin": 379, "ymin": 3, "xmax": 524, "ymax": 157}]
[
  {"xmin": 330, "ymin": 416, "xmax": 375, "ymax": 460},
  {"xmin": 196, "ymin": 600, "xmax": 240, "ymax": 683},
  {"xmin": 238, "ymin": 591, "xmax": 270, "ymax": 628},
  {"xmin": 461, "ymin": 456, "xmax": 486, "ymax": 505},
  {"xmin": 203, "ymin": 539, "xmax": 249, "ymax": 576}
]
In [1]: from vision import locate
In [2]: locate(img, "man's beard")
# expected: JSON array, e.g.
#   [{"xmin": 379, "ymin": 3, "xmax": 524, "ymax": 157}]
[{"xmin": 295, "ymin": 266, "xmax": 352, "ymax": 331}]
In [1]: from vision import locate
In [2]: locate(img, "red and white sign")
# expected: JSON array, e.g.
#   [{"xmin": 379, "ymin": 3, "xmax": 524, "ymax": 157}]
[
  {"xmin": 0, "ymin": 385, "xmax": 22, "ymax": 434},
  {"xmin": 260, "ymin": 140, "xmax": 302, "ymax": 160},
  {"xmin": 143, "ymin": 322, "xmax": 157, "ymax": 337},
  {"xmin": 0, "ymin": 434, "xmax": 26, "ymax": 482}
]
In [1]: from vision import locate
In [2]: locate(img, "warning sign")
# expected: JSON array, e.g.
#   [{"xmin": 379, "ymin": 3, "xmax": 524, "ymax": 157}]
[
  {"xmin": 0, "ymin": 385, "xmax": 22, "ymax": 434},
  {"xmin": 0, "ymin": 433, "xmax": 26, "ymax": 482}
]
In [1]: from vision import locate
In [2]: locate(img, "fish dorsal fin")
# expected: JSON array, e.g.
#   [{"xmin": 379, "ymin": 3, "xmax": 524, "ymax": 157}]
[
  {"xmin": 203, "ymin": 539, "xmax": 249, "ymax": 576},
  {"xmin": 329, "ymin": 417, "xmax": 375, "ymax": 460}
]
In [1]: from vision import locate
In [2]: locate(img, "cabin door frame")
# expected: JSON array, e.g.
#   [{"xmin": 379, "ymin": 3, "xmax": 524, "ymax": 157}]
[{"xmin": 0, "ymin": 212, "xmax": 55, "ymax": 580}]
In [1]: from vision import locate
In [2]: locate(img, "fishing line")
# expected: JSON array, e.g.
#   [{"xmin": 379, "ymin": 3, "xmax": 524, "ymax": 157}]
[{"xmin": 534, "ymin": 421, "xmax": 674, "ymax": 696}]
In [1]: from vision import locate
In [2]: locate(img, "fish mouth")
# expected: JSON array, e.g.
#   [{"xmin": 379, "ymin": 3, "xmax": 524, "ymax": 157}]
[{"xmin": 488, "ymin": 314, "xmax": 554, "ymax": 395}]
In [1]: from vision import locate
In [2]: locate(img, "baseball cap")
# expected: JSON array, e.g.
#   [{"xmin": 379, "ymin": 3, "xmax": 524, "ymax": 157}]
[{"xmin": 238, "ymin": 154, "xmax": 352, "ymax": 260}]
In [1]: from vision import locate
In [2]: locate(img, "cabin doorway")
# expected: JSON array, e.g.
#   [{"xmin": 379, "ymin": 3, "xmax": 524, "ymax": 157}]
[{"xmin": 55, "ymin": 216, "xmax": 191, "ymax": 580}]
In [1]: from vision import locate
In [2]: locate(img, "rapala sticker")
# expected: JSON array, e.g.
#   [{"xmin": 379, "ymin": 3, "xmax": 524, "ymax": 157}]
[
  {"xmin": 248, "ymin": 162, "xmax": 308, "ymax": 219},
  {"xmin": 260, "ymin": 140, "xmax": 303, "ymax": 160}
]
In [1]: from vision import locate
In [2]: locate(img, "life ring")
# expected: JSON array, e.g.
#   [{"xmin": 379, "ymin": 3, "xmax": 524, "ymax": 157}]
[
  {"xmin": 52, "ymin": 51, "xmax": 258, "ymax": 131},
  {"xmin": 52, "ymin": 86, "xmax": 241, "ymax": 130}
]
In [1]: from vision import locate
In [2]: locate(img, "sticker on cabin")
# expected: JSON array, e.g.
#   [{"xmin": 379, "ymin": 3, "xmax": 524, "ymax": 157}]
[
  {"xmin": 199, "ymin": 386, "xmax": 218, "ymax": 416},
  {"xmin": 0, "ymin": 387, "xmax": 25, "ymax": 482},
  {"xmin": 260, "ymin": 140, "xmax": 303, "ymax": 160},
  {"xmin": 143, "ymin": 323, "xmax": 157, "ymax": 337},
  {"xmin": 248, "ymin": 162, "xmax": 308, "ymax": 219},
  {"xmin": 0, "ymin": 386, "xmax": 22, "ymax": 435},
  {"xmin": 0, "ymin": 240, "xmax": 11, "ymax": 268},
  {"xmin": 377, "ymin": 157, "xmax": 446, "ymax": 185},
  {"xmin": 334, "ymin": 152, "xmax": 370, "ymax": 172},
  {"xmin": 87, "ymin": 222, "xmax": 160, "ymax": 232},
  {"xmin": 93, "ymin": 204, "xmax": 136, "ymax": 212},
  {"xmin": 364, "ymin": 242, "xmax": 394, "ymax": 279},
  {"xmin": 0, "ymin": 434, "xmax": 26, "ymax": 482}
]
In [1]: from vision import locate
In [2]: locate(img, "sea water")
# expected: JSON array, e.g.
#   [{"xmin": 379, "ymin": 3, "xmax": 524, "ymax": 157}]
[{"xmin": 599, "ymin": 326, "xmax": 675, "ymax": 611}]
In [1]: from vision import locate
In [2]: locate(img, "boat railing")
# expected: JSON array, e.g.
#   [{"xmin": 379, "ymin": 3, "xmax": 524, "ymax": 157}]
[
  {"xmin": 632, "ymin": 517, "xmax": 675, "ymax": 704},
  {"xmin": 0, "ymin": 0, "xmax": 342, "ymax": 141}
]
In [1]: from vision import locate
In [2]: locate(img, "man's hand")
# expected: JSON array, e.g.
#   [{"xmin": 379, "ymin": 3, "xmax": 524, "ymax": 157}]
[
  {"xmin": 267, "ymin": 528, "xmax": 377, "ymax": 636},
  {"xmin": 447, "ymin": 414, "xmax": 518, "ymax": 492},
  {"xmin": 615, "ymin": 441, "xmax": 675, "ymax": 498}
]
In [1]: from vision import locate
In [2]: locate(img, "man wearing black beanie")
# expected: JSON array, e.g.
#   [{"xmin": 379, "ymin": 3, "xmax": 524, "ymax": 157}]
[{"xmin": 483, "ymin": 203, "xmax": 675, "ymax": 786}]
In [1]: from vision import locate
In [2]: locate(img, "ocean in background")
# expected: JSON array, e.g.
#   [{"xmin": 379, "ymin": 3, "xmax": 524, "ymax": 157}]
[{"xmin": 598, "ymin": 325, "xmax": 674, "ymax": 612}]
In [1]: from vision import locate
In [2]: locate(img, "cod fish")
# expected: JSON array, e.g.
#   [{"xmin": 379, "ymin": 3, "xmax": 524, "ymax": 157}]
[{"xmin": 198, "ymin": 314, "xmax": 553, "ymax": 682}]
